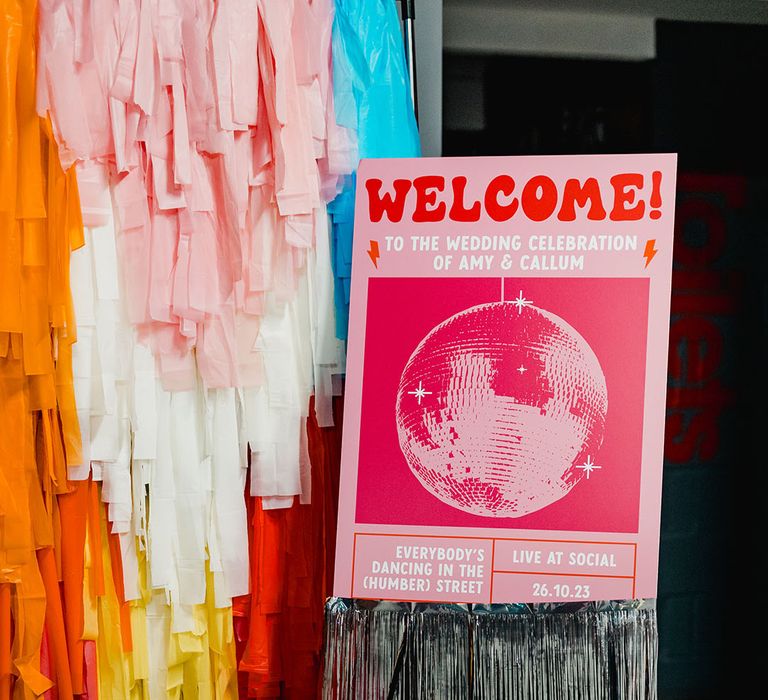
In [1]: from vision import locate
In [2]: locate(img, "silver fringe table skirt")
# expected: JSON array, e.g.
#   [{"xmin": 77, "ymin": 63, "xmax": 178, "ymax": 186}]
[{"xmin": 323, "ymin": 598, "xmax": 656, "ymax": 699}]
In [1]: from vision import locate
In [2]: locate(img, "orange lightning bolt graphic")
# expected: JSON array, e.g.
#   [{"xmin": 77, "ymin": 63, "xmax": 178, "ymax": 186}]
[
  {"xmin": 643, "ymin": 239, "xmax": 658, "ymax": 268},
  {"xmin": 367, "ymin": 240, "xmax": 380, "ymax": 269}
]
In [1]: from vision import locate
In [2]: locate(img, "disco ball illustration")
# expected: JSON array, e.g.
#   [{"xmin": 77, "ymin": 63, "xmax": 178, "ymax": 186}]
[{"xmin": 395, "ymin": 299, "xmax": 608, "ymax": 517}]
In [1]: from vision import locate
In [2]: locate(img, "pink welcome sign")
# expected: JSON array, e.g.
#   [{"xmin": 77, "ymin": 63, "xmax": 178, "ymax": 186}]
[{"xmin": 334, "ymin": 154, "xmax": 676, "ymax": 604}]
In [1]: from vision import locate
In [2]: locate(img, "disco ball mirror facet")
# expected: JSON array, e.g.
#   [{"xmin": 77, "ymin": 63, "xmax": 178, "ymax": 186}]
[{"xmin": 395, "ymin": 301, "xmax": 608, "ymax": 517}]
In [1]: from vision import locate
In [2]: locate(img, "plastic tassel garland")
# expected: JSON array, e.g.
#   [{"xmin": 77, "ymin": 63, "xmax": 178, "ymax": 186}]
[
  {"xmin": 328, "ymin": 0, "xmax": 421, "ymax": 339},
  {"xmin": 2, "ymin": 0, "xmax": 356, "ymax": 695},
  {"xmin": 1, "ymin": 0, "xmax": 83, "ymax": 696},
  {"xmin": 323, "ymin": 600, "xmax": 658, "ymax": 699}
]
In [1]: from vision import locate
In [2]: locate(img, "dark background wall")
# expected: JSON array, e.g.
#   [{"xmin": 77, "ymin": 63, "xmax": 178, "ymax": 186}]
[{"xmin": 443, "ymin": 17, "xmax": 768, "ymax": 700}]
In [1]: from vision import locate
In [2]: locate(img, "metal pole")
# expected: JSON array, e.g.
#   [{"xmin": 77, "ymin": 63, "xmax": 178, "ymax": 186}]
[{"xmin": 401, "ymin": 0, "xmax": 418, "ymax": 123}]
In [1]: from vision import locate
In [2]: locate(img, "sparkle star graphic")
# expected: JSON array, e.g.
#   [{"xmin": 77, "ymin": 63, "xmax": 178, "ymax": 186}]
[
  {"xmin": 407, "ymin": 380, "xmax": 432, "ymax": 405},
  {"xmin": 577, "ymin": 456, "xmax": 602, "ymax": 479},
  {"xmin": 512, "ymin": 290, "xmax": 533, "ymax": 314},
  {"xmin": 517, "ymin": 364, "xmax": 527, "ymax": 374}
]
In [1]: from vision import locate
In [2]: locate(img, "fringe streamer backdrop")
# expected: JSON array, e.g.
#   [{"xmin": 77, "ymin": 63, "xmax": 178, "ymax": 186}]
[
  {"xmin": 0, "ymin": 0, "xmax": 659, "ymax": 697},
  {"xmin": 1, "ymin": 0, "xmax": 415, "ymax": 696}
]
